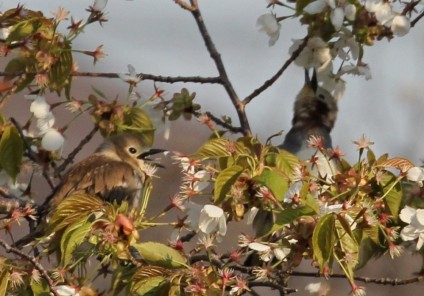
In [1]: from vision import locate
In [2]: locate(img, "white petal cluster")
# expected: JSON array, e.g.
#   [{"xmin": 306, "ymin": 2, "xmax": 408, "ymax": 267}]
[
  {"xmin": 92, "ymin": 0, "xmax": 108, "ymax": 12},
  {"xmin": 256, "ymin": 13, "xmax": 281, "ymax": 46},
  {"xmin": 400, "ymin": 206, "xmax": 424, "ymax": 250},
  {"xmin": 53, "ymin": 285, "xmax": 80, "ymax": 296},
  {"xmin": 25, "ymin": 95, "xmax": 64, "ymax": 152},
  {"xmin": 303, "ymin": 0, "xmax": 356, "ymax": 31},
  {"xmin": 290, "ymin": 37, "xmax": 332, "ymax": 70},
  {"xmin": 198, "ymin": 204, "xmax": 227, "ymax": 239},
  {"xmin": 365, "ymin": 0, "xmax": 410, "ymax": 36},
  {"xmin": 406, "ymin": 167, "xmax": 424, "ymax": 186}
]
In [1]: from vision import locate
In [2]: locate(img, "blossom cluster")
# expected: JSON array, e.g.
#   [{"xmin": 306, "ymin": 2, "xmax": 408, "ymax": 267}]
[{"xmin": 257, "ymin": 0, "xmax": 416, "ymax": 99}]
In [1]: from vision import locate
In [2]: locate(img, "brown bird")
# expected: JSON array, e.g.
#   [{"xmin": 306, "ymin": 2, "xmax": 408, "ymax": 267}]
[
  {"xmin": 43, "ymin": 132, "xmax": 165, "ymax": 214},
  {"xmin": 17, "ymin": 132, "xmax": 165, "ymax": 247}
]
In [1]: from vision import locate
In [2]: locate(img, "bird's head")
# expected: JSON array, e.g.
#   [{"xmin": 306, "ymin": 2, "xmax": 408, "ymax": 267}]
[
  {"xmin": 97, "ymin": 133, "xmax": 166, "ymax": 170},
  {"xmin": 292, "ymin": 69, "xmax": 338, "ymax": 131}
]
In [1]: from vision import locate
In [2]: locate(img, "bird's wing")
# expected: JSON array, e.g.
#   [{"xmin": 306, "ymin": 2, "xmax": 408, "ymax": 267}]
[{"xmin": 48, "ymin": 154, "xmax": 145, "ymax": 209}]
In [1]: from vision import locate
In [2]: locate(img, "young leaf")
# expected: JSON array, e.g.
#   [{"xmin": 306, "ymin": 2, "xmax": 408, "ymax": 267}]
[
  {"xmin": 254, "ymin": 169, "xmax": 288, "ymax": 201},
  {"xmin": 0, "ymin": 125, "xmax": 23, "ymax": 181},
  {"xmin": 214, "ymin": 165, "xmax": 243, "ymax": 203},
  {"xmin": 30, "ymin": 278, "xmax": 50, "ymax": 296},
  {"xmin": 48, "ymin": 42, "xmax": 73, "ymax": 92},
  {"xmin": 132, "ymin": 276, "xmax": 168, "ymax": 296},
  {"xmin": 312, "ymin": 213, "xmax": 336, "ymax": 270},
  {"xmin": 122, "ymin": 107, "xmax": 155, "ymax": 147},
  {"xmin": 130, "ymin": 242, "xmax": 186, "ymax": 269},
  {"xmin": 275, "ymin": 150, "xmax": 300, "ymax": 178},
  {"xmin": 0, "ymin": 269, "xmax": 9, "ymax": 296},
  {"xmin": 7, "ymin": 19, "xmax": 40, "ymax": 43},
  {"xmin": 191, "ymin": 138, "xmax": 246, "ymax": 159},
  {"xmin": 377, "ymin": 157, "xmax": 414, "ymax": 171},
  {"xmin": 272, "ymin": 206, "xmax": 316, "ymax": 232},
  {"xmin": 60, "ymin": 217, "xmax": 93, "ymax": 266},
  {"xmin": 380, "ymin": 172, "xmax": 402, "ymax": 218}
]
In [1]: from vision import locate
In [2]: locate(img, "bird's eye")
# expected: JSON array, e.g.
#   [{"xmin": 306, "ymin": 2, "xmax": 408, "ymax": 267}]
[
  {"xmin": 128, "ymin": 147, "xmax": 138, "ymax": 154},
  {"xmin": 318, "ymin": 94, "xmax": 325, "ymax": 100}
]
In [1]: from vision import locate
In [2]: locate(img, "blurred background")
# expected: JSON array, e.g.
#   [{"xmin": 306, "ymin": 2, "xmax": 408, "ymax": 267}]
[{"xmin": 2, "ymin": 0, "xmax": 424, "ymax": 295}]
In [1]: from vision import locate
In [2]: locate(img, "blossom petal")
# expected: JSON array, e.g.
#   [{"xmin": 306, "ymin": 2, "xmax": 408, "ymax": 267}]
[
  {"xmin": 391, "ymin": 15, "xmax": 410, "ymax": 37},
  {"xmin": 41, "ymin": 129, "xmax": 64, "ymax": 151},
  {"xmin": 400, "ymin": 205, "xmax": 416, "ymax": 224},
  {"xmin": 30, "ymin": 96, "xmax": 50, "ymax": 119},
  {"xmin": 375, "ymin": 3, "xmax": 394, "ymax": 25},
  {"xmin": 248, "ymin": 242, "xmax": 270, "ymax": 252},
  {"xmin": 400, "ymin": 225, "xmax": 419, "ymax": 241},
  {"xmin": 304, "ymin": 0, "xmax": 327, "ymax": 14},
  {"xmin": 418, "ymin": 233, "xmax": 424, "ymax": 250},
  {"xmin": 365, "ymin": 0, "xmax": 383, "ymax": 13},
  {"xmin": 344, "ymin": 4, "xmax": 357, "ymax": 21},
  {"xmin": 331, "ymin": 7, "xmax": 344, "ymax": 31},
  {"xmin": 93, "ymin": 0, "xmax": 108, "ymax": 11},
  {"xmin": 416, "ymin": 209, "xmax": 424, "ymax": 226}
]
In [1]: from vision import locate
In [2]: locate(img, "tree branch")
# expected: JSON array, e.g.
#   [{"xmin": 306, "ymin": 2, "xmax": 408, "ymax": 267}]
[
  {"xmin": 0, "ymin": 238, "xmax": 60, "ymax": 296},
  {"xmin": 187, "ymin": 0, "xmax": 252, "ymax": 136},
  {"xmin": 0, "ymin": 71, "xmax": 222, "ymax": 84},
  {"xmin": 290, "ymin": 271, "xmax": 424, "ymax": 286},
  {"xmin": 174, "ymin": 0, "xmax": 196, "ymax": 11},
  {"xmin": 411, "ymin": 11, "xmax": 424, "ymax": 27},
  {"xmin": 243, "ymin": 36, "xmax": 309, "ymax": 105}
]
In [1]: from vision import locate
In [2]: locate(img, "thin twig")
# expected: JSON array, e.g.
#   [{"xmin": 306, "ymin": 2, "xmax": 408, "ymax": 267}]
[
  {"xmin": 188, "ymin": 0, "xmax": 252, "ymax": 136},
  {"xmin": 290, "ymin": 271, "xmax": 424, "ymax": 286},
  {"xmin": 411, "ymin": 11, "xmax": 424, "ymax": 27},
  {"xmin": 205, "ymin": 111, "xmax": 242, "ymax": 133},
  {"xmin": 0, "ymin": 238, "xmax": 60, "ymax": 296},
  {"xmin": 191, "ymin": 110, "xmax": 243, "ymax": 133},
  {"xmin": 0, "ymin": 71, "xmax": 222, "ymax": 84},
  {"xmin": 243, "ymin": 36, "xmax": 309, "ymax": 105},
  {"xmin": 174, "ymin": 0, "xmax": 196, "ymax": 11},
  {"xmin": 248, "ymin": 282, "xmax": 297, "ymax": 295},
  {"xmin": 54, "ymin": 125, "xmax": 99, "ymax": 178}
]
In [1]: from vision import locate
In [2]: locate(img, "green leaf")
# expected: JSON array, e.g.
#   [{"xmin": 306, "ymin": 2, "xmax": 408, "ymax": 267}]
[
  {"xmin": 214, "ymin": 165, "xmax": 244, "ymax": 203},
  {"xmin": 381, "ymin": 172, "xmax": 402, "ymax": 218},
  {"xmin": 191, "ymin": 138, "xmax": 246, "ymax": 159},
  {"xmin": 30, "ymin": 278, "xmax": 50, "ymax": 296},
  {"xmin": 49, "ymin": 193, "xmax": 103, "ymax": 234},
  {"xmin": 7, "ymin": 19, "xmax": 39, "ymax": 43},
  {"xmin": 356, "ymin": 235, "xmax": 385, "ymax": 270},
  {"xmin": 4, "ymin": 57, "xmax": 27, "ymax": 74},
  {"xmin": 122, "ymin": 107, "xmax": 155, "ymax": 147},
  {"xmin": 48, "ymin": 42, "xmax": 73, "ymax": 91},
  {"xmin": 367, "ymin": 149, "xmax": 376, "ymax": 165},
  {"xmin": 275, "ymin": 150, "xmax": 300, "ymax": 178},
  {"xmin": 273, "ymin": 206, "xmax": 316, "ymax": 231},
  {"xmin": 0, "ymin": 269, "xmax": 9, "ymax": 296},
  {"xmin": 335, "ymin": 215, "xmax": 359, "ymax": 280},
  {"xmin": 254, "ymin": 169, "xmax": 288, "ymax": 201},
  {"xmin": 312, "ymin": 213, "xmax": 336, "ymax": 271},
  {"xmin": 0, "ymin": 125, "xmax": 23, "ymax": 181},
  {"xmin": 112, "ymin": 266, "xmax": 137, "ymax": 296},
  {"xmin": 130, "ymin": 242, "xmax": 186, "ymax": 269},
  {"xmin": 132, "ymin": 276, "xmax": 168, "ymax": 296},
  {"xmin": 60, "ymin": 216, "xmax": 93, "ymax": 266}
]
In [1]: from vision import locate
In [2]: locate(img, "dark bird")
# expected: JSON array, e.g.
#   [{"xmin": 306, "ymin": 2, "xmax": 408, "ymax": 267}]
[{"xmin": 279, "ymin": 68, "xmax": 338, "ymax": 160}]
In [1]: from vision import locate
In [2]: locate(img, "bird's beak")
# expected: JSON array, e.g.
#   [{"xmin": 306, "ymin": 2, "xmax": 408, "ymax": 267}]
[
  {"xmin": 137, "ymin": 148, "xmax": 167, "ymax": 160},
  {"xmin": 138, "ymin": 149, "xmax": 167, "ymax": 168}
]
